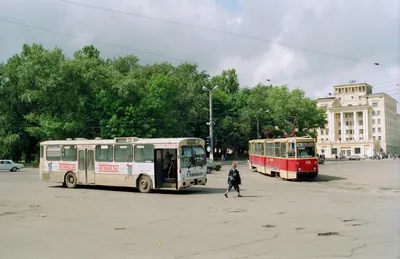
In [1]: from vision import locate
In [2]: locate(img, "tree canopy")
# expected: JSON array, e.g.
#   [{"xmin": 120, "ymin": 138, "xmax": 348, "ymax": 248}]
[{"xmin": 0, "ymin": 44, "xmax": 327, "ymax": 161}]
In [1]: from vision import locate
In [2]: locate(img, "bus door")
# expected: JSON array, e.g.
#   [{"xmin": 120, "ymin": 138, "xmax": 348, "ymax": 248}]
[
  {"xmin": 78, "ymin": 149, "xmax": 95, "ymax": 184},
  {"xmin": 155, "ymin": 148, "xmax": 178, "ymax": 188}
]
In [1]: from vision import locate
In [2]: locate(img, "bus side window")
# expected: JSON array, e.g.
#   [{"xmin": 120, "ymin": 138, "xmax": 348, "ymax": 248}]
[
  {"xmin": 62, "ymin": 145, "xmax": 77, "ymax": 161},
  {"xmin": 134, "ymin": 145, "xmax": 154, "ymax": 163},
  {"xmin": 46, "ymin": 145, "xmax": 61, "ymax": 161},
  {"xmin": 114, "ymin": 145, "xmax": 133, "ymax": 162},
  {"xmin": 96, "ymin": 145, "xmax": 114, "ymax": 162}
]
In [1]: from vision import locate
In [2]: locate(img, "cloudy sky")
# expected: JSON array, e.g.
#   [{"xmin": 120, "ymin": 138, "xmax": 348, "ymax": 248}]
[{"xmin": 1, "ymin": 0, "xmax": 399, "ymax": 108}]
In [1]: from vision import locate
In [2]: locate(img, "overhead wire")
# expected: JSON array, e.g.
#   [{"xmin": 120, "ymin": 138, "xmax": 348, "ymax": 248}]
[
  {"xmin": 58, "ymin": 0, "xmax": 394, "ymax": 68},
  {"xmin": 0, "ymin": 18, "xmax": 189, "ymax": 63}
]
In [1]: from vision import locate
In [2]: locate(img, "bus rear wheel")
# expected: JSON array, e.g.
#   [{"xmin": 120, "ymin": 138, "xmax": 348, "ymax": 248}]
[
  {"xmin": 138, "ymin": 175, "xmax": 152, "ymax": 193},
  {"xmin": 65, "ymin": 172, "xmax": 77, "ymax": 188}
]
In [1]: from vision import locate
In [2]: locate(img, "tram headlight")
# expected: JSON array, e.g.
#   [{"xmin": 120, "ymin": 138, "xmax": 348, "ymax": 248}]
[
  {"xmin": 298, "ymin": 168, "xmax": 301, "ymax": 171},
  {"xmin": 313, "ymin": 167, "xmax": 316, "ymax": 170}
]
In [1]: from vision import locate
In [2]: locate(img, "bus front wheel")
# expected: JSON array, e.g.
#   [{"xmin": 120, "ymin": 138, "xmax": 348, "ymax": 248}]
[
  {"xmin": 138, "ymin": 175, "xmax": 152, "ymax": 193},
  {"xmin": 65, "ymin": 172, "xmax": 77, "ymax": 188}
]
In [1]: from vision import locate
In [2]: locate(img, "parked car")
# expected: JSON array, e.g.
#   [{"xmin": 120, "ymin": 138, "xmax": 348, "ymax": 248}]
[
  {"xmin": 206, "ymin": 158, "xmax": 221, "ymax": 174},
  {"xmin": 348, "ymin": 155, "xmax": 361, "ymax": 161},
  {"xmin": 0, "ymin": 160, "xmax": 24, "ymax": 172}
]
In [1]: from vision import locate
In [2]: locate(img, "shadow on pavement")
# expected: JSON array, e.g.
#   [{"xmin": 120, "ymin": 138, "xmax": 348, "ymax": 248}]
[
  {"xmin": 49, "ymin": 185, "xmax": 228, "ymax": 195},
  {"xmin": 312, "ymin": 174, "xmax": 346, "ymax": 182}
]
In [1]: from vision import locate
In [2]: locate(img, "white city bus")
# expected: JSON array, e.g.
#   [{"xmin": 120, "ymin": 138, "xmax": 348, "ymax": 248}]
[{"xmin": 39, "ymin": 137, "xmax": 207, "ymax": 193}]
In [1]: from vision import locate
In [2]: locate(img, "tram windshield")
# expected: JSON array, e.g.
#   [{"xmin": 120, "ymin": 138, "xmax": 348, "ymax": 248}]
[{"xmin": 296, "ymin": 142, "xmax": 315, "ymax": 158}]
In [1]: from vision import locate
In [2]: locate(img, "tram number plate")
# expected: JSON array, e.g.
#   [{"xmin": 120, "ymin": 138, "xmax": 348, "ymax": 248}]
[{"xmin": 305, "ymin": 161, "xmax": 311, "ymax": 164}]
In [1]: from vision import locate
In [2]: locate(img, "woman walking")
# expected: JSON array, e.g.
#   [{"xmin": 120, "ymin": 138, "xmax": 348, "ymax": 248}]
[{"xmin": 224, "ymin": 161, "xmax": 242, "ymax": 198}]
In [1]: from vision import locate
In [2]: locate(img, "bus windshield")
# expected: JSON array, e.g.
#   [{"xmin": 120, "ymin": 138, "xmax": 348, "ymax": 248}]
[
  {"xmin": 192, "ymin": 146, "xmax": 206, "ymax": 166},
  {"xmin": 296, "ymin": 142, "xmax": 315, "ymax": 158},
  {"xmin": 180, "ymin": 146, "xmax": 206, "ymax": 168}
]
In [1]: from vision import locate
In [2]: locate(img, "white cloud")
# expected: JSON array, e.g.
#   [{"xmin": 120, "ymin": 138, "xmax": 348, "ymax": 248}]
[{"xmin": 0, "ymin": 0, "xmax": 399, "ymax": 109}]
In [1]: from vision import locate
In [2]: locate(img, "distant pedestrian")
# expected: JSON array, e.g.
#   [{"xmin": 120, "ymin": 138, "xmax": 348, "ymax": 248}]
[{"xmin": 224, "ymin": 161, "xmax": 242, "ymax": 198}]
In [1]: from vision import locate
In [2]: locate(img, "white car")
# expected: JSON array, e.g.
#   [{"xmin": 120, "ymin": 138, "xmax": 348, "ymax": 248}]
[{"xmin": 0, "ymin": 160, "xmax": 24, "ymax": 172}]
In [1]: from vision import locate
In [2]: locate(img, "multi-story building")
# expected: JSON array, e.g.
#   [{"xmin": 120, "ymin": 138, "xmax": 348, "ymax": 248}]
[{"xmin": 316, "ymin": 82, "xmax": 400, "ymax": 158}]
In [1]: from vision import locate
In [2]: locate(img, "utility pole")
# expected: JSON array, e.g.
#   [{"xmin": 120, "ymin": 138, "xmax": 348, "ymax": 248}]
[
  {"xmin": 203, "ymin": 85, "xmax": 218, "ymax": 160},
  {"xmin": 209, "ymin": 90, "xmax": 214, "ymax": 160},
  {"xmin": 256, "ymin": 117, "xmax": 260, "ymax": 139}
]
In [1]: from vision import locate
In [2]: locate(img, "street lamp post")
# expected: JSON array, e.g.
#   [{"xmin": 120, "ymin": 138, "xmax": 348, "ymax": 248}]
[{"xmin": 203, "ymin": 85, "xmax": 218, "ymax": 160}]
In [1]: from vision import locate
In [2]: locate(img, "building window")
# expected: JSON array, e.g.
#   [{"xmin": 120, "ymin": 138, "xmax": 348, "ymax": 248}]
[
  {"xmin": 372, "ymin": 119, "xmax": 375, "ymax": 125},
  {"xmin": 354, "ymin": 148, "xmax": 361, "ymax": 154},
  {"xmin": 325, "ymin": 129, "xmax": 329, "ymax": 135},
  {"xmin": 338, "ymin": 130, "xmax": 341, "ymax": 134},
  {"xmin": 373, "ymin": 136, "xmax": 376, "ymax": 141},
  {"xmin": 346, "ymin": 121, "xmax": 349, "ymax": 126},
  {"xmin": 377, "ymin": 119, "xmax": 381, "ymax": 124},
  {"xmin": 359, "ymin": 129, "xmax": 363, "ymax": 134},
  {"xmin": 372, "ymin": 102, "xmax": 378, "ymax": 107},
  {"xmin": 359, "ymin": 120, "xmax": 363, "ymax": 125},
  {"xmin": 372, "ymin": 111, "xmax": 376, "ymax": 116},
  {"xmin": 331, "ymin": 148, "xmax": 337, "ymax": 155},
  {"xmin": 359, "ymin": 137, "xmax": 363, "ymax": 140},
  {"xmin": 346, "ymin": 130, "xmax": 349, "ymax": 134},
  {"xmin": 377, "ymin": 111, "xmax": 380, "ymax": 116},
  {"xmin": 320, "ymin": 129, "xmax": 324, "ymax": 135},
  {"xmin": 378, "ymin": 127, "xmax": 381, "ymax": 133},
  {"xmin": 372, "ymin": 128, "xmax": 375, "ymax": 133},
  {"xmin": 378, "ymin": 136, "xmax": 381, "ymax": 141}
]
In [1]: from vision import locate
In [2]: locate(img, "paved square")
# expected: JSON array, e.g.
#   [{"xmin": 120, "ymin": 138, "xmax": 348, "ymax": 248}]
[{"xmin": 1, "ymin": 160, "xmax": 399, "ymax": 259}]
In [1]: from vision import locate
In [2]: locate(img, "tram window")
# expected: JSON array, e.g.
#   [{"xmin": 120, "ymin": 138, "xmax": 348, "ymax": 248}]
[
  {"xmin": 280, "ymin": 142, "xmax": 287, "ymax": 158},
  {"xmin": 134, "ymin": 145, "xmax": 154, "ymax": 163},
  {"xmin": 274, "ymin": 143, "xmax": 281, "ymax": 157},
  {"xmin": 96, "ymin": 145, "xmax": 113, "ymax": 162},
  {"xmin": 46, "ymin": 145, "xmax": 61, "ymax": 161},
  {"xmin": 114, "ymin": 145, "xmax": 133, "ymax": 162},
  {"xmin": 266, "ymin": 143, "xmax": 274, "ymax": 156},
  {"xmin": 288, "ymin": 142, "xmax": 295, "ymax": 158},
  {"xmin": 62, "ymin": 145, "xmax": 77, "ymax": 161},
  {"xmin": 260, "ymin": 143, "xmax": 265, "ymax": 156}
]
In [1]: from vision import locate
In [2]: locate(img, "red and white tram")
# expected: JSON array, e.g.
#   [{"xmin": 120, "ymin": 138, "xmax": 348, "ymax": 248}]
[{"xmin": 248, "ymin": 137, "xmax": 318, "ymax": 180}]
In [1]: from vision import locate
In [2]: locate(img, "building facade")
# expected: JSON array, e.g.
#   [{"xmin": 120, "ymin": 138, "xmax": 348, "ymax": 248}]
[{"xmin": 316, "ymin": 83, "xmax": 400, "ymax": 158}]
